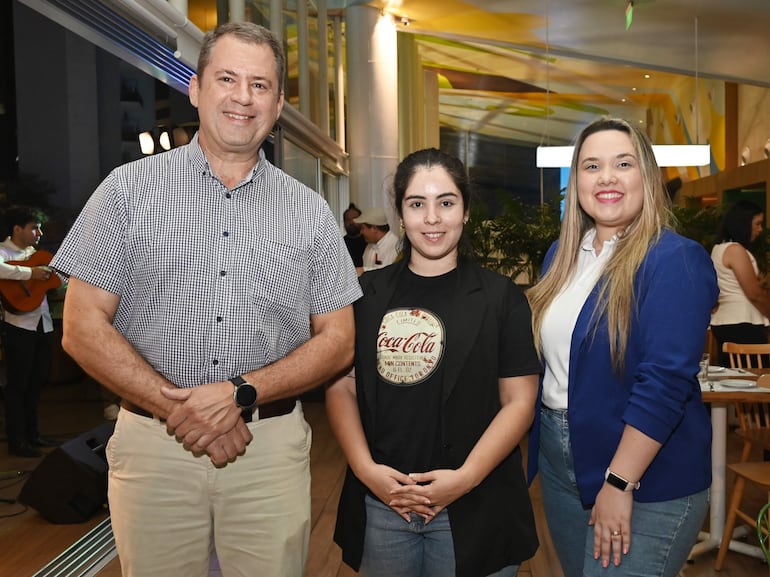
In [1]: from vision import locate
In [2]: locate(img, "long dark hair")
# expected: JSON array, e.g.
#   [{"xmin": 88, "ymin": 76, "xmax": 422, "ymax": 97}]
[
  {"xmin": 392, "ymin": 148, "xmax": 474, "ymax": 261},
  {"xmin": 715, "ymin": 200, "xmax": 763, "ymax": 248}
]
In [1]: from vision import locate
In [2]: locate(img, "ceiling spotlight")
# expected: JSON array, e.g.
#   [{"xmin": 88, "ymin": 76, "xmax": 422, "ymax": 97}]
[
  {"xmin": 159, "ymin": 130, "xmax": 172, "ymax": 151},
  {"xmin": 400, "ymin": 16, "xmax": 410, "ymax": 26},
  {"xmin": 138, "ymin": 131, "xmax": 154, "ymax": 155}
]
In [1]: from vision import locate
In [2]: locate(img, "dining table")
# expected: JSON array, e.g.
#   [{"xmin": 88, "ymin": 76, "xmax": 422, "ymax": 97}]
[{"xmin": 691, "ymin": 366, "xmax": 770, "ymax": 561}]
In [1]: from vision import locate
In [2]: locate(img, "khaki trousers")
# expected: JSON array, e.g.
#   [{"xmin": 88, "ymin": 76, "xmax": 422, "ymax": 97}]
[{"xmin": 106, "ymin": 402, "xmax": 311, "ymax": 577}]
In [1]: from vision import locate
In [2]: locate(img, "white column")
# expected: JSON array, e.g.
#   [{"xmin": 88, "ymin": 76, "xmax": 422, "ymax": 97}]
[
  {"xmin": 168, "ymin": 0, "xmax": 187, "ymax": 16},
  {"xmin": 228, "ymin": 0, "xmax": 245, "ymax": 22},
  {"xmin": 317, "ymin": 0, "xmax": 329, "ymax": 135},
  {"xmin": 270, "ymin": 0, "xmax": 282, "ymax": 40},
  {"xmin": 332, "ymin": 15, "xmax": 345, "ymax": 149},
  {"xmin": 297, "ymin": 0, "xmax": 310, "ymax": 117},
  {"xmin": 345, "ymin": 5, "xmax": 399, "ymax": 221}
]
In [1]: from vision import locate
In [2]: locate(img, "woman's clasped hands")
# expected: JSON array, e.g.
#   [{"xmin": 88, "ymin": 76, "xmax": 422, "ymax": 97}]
[{"xmin": 388, "ymin": 468, "xmax": 474, "ymax": 523}]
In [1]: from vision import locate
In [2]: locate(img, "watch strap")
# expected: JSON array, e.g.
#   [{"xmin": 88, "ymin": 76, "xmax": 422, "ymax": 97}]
[
  {"xmin": 604, "ymin": 468, "xmax": 640, "ymax": 491},
  {"xmin": 230, "ymin": 376, "xmax": 257, "ymax": 422}
]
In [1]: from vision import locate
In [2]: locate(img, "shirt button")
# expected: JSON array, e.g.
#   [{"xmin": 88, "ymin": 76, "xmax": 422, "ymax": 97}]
[
  {"xmin": 212, "ymin": 359, "xmax": 219, "ymax": 366},
  {"xmin": 219, "ymin": 271, "xmax": 226, "ymax": 276},
  {"xmin": 225, "ymin": 192, "xmax": 232, "ymax": 199},
  {"xmin": 223, "ymin": 231, "xmax": 229, "ymax": 237},
  {"xmin": 216, "ymin": 316, "xmax": 223, "ymax": 322}
]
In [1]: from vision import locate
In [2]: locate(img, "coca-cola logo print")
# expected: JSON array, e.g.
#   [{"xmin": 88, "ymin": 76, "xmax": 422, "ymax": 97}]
[{"xmin": 377, "ymin": 307, "xmax": 445, "ymax": 386}]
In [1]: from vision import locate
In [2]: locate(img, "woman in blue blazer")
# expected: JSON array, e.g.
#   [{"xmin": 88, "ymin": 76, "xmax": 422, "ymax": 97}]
[
  {"xmin": 327, "ymin": 148, "xmax": 541, "ymax": 577},
  {"xmin": 527, "ymin": 118, "xmax": 718, "ymax": 577}
]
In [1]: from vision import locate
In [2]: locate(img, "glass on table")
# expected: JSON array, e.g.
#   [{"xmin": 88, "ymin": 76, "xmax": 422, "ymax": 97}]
[{"xmin": 698, "ymin": 353, "xmax": 711, "ymax": 389}]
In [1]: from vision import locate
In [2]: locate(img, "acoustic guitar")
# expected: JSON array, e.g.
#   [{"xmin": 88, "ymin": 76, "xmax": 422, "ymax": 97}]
[{"xmin": 0, "ymin": 250, "xmax": 61, "ymax": 313}]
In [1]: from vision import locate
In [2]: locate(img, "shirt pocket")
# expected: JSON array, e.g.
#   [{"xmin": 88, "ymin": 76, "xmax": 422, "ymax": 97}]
[{"xmin": 248, "ymin": 240, "xmax": 309, "ymax": 311}]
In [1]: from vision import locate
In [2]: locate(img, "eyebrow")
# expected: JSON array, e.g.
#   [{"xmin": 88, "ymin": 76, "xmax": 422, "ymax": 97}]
[
  {"xmin": 404, "ymin": 191, "xmax": 460, "ymax": 201},
  {"xmin": 217, "ymin": 68, "xmax": 274, "ymax": 85},
  {"xmin": 581, "ymin": 152, "xmax": 636, "ymax": 163}
]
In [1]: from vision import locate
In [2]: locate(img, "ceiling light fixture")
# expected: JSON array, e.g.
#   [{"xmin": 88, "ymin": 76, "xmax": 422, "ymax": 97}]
[
  {"xmin": 138, "ymin": 131, "xmax": 154, "ymax": 155},
  {"xmin": 538, "ymin": 17, "xmax": 711, "ymax": 169},
  {"xmin": 537, "ymin": 145, "xmax": 710, "ymax": 168}
]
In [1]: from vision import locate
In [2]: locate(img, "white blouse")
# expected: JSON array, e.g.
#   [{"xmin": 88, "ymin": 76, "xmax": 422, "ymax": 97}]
[
  {"xmin": 710, "ymin": 241, "xmax": 769, "ymax": 327},
  {"xmin": 540, "ymin": 230, "xmax": 616, "ymax": 409}
]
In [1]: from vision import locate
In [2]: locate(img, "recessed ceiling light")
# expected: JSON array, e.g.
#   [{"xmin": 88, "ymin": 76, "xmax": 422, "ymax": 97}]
[{"xmin": 644, "ymin": 74, "xmax": 651, "ymax": 79}]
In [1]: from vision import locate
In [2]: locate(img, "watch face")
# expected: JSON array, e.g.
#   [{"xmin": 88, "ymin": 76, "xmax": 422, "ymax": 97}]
[{"xmin": 236, "ymin": 384, "xmax": 257, "ymax": 408}]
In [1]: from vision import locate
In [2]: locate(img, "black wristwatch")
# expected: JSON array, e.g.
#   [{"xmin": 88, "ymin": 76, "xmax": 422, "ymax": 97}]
[
  {"xmin": 604, "ymin": 468, "xmax": 640, "ymax": 492},
  {"xmin": 231, "ymin": 376, "xmax": 258, "ymax": 410}
]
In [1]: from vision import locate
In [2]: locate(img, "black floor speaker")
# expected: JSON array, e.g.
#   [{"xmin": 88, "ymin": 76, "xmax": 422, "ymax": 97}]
[{"xmin": 18, "ymin": 420, "xmax": 115, "ymax": 523}]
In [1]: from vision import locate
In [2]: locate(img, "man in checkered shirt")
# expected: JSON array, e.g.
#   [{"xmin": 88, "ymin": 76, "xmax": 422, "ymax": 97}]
[{"xmin": 51, "ymin": 22, "xmax": 361, "ymax": 577}]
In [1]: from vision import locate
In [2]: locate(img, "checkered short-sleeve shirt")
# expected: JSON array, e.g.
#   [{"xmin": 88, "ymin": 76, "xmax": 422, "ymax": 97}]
[{"xmin": 52, "ymin": 134, "xmax": 362, "ymax": 387}]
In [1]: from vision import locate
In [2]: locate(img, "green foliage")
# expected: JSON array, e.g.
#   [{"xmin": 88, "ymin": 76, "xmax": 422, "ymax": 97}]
[
  {"xmin": 466, "ymin": 192, "xmax": 562, "ymax": 284},
  {"xmin": 671, "ymin": 199, "xmax": 722, "ymax": 250},
  {"xmin": 467, "ymin": 193, "xmax": 770, "ymax": 284},
  {"xmin": 673, "ymin": 198, "xmax": 769, "ymax": 273}
]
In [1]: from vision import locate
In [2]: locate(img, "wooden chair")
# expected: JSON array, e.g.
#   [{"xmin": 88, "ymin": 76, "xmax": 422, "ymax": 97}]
[
  {"xmin": 714, "ymin": 462, "xmax": 770, "ymax": 571},
  {"xmin": 715, "ymin": 343, "xmax": 770, "ymax": 571},
  {"xmin": 723, "ymin": 341, "xmax": 770, "ymax": 369},
  {"xmin": 722, "ymin": 343, "xmax": 770, "ymax": 461}
]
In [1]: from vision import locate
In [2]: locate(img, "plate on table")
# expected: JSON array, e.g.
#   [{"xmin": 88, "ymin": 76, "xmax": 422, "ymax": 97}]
[
  {"xmin": 709, "ymin": 365, "xmax": 726, "ymax": 373},
  {"xmin": 719, "ymin": 379, "xmax": 757, "ymax": 389}
]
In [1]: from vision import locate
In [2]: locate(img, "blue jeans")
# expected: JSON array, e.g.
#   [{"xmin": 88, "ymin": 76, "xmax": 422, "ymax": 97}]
[
  {"xmin": 361, "ymin": 494, "xmax": 520, "ymax": 577},
  {"xmin": 537, "ymin": 406, "xmax": 708, "ymax": 577}
]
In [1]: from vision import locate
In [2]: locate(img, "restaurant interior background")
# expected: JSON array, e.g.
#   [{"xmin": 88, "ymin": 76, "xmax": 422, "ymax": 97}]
[{"xmin": 2, "ymin": 0, "xmax": 770, "ymax": 253}]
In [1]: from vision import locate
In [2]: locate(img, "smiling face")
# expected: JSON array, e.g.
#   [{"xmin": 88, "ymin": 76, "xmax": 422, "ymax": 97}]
[
  {"xmin": 189, "ymin": 35, "xmax": 284, "ymax": 163},
  {"xmin": 402, "ymin": 166, "xmax": 468, "ymax": 276},
  {"xmin": 576, "ymin": 129, "xmax": 645, "ymax": 243}
]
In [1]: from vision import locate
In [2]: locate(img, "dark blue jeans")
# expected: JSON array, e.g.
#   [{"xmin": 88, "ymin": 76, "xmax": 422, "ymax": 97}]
[{"xmin": 361, "ymin": 494, "xmax": 520, "ymax": 577}]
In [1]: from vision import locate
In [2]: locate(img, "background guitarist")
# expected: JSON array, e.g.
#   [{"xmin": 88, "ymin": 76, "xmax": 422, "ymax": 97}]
[{"xmin": 0, "ymin": 205, "xmax": 55, "ymax": 458}]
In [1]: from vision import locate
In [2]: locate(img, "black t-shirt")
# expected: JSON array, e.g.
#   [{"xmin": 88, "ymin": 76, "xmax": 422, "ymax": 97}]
[
  {"xmin": 344, "ymin": 234, "xmax": 367, "ymax": 267},
  {"xmin": 371, "ymin": 267, "xmax": 457, "ymax": 474}
]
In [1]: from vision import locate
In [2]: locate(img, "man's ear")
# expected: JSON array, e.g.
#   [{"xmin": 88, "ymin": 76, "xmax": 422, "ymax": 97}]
[{"xmin": 189, "ymin": 74, "xmax": 200, "ymax": 109}]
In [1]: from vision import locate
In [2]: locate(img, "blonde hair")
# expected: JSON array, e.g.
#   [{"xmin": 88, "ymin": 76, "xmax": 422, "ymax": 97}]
[{"xmin": 527, "ymin": 117, "xmax": 675, "ymax": 368}]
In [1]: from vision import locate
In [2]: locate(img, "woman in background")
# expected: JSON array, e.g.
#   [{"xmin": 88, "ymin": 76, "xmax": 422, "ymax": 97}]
[
  {"xmin": 710, "ymin": 200, "xmax": 770, "ymax": 365},
  {"xmin": 327, "ymin": 148, "xmax": 540, "ymax": 577},
  {"xmin": 527, "ymin": 117, "xmax": 718, "ymax": 577}
]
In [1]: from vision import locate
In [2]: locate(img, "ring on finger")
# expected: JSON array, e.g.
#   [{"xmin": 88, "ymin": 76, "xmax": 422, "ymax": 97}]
[{"xmin": 612, "ymin": 530, "xmax": 621, "ymax": 537}]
